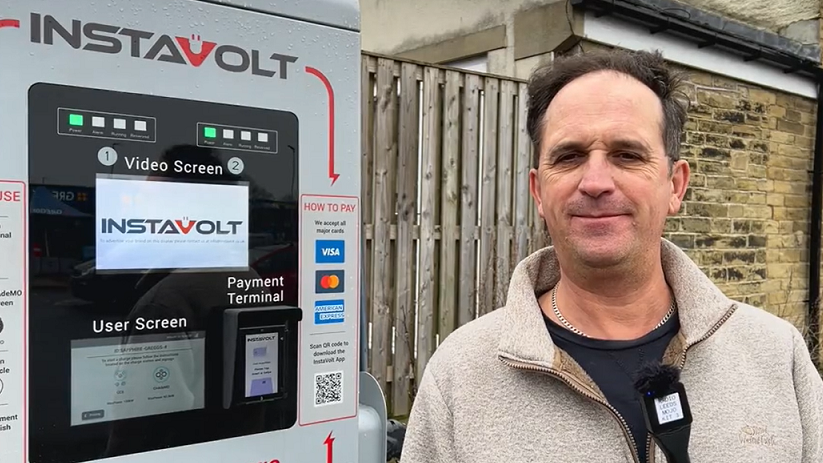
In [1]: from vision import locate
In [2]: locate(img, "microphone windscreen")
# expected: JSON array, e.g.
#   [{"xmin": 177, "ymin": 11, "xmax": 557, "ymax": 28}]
[{"xmin": 633, "ymin": 362, "xmax": 681, "ymax": 396}]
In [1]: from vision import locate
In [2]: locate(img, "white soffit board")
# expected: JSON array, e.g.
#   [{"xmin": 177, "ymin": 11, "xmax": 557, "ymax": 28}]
[{"xmin": 582, "ymin": 10, "xmax": 818, "ymax": 99}]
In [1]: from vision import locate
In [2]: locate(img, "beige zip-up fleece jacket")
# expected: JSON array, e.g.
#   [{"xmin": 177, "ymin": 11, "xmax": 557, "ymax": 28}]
[{"xmin": 402, "ymin": 239, "xmax": 823, "ymax": 463}]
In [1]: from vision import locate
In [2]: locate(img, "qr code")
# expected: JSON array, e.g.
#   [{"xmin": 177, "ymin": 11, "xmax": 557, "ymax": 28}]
[{"xmin": 314, "ymin": 371, "xmax": 343, "ymax": 407}]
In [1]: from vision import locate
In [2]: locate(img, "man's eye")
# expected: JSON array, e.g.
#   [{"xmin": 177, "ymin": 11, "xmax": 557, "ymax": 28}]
[
  {"xmin": 555, "ymin": 153, "xmax": 581, "ymax": 163},
  {"xmin": 616, "ymin": 152, "xmax": 641, "ymax": 161}
]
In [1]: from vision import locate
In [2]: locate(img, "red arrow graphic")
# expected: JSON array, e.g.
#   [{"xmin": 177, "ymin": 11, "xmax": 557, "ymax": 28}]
[
  {"xmin": 305, "ymin": 66, "xmax": 339, "ymax": 186},
  {"xmin": 0, "ymin": 19, "xmax": 20, "ymax": 28},
  {"xmin": 323, "ymin": 431, "xmax": 335, "ymax": 463}
]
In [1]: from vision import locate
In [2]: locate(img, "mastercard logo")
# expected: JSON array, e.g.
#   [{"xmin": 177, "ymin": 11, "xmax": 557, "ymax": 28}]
[
  {"xmin": 315, "ymin": 270, "xmax": 345, "ymax": 293},
  {"xmin": 320, "ymin": 274, "xmax": 340, "ymax": 289}
]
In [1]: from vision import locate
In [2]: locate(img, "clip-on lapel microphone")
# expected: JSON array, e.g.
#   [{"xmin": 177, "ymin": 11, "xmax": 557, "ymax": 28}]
[{"xmin": 634, "ymin": 362, "xmax": 693, "ymax": 463}]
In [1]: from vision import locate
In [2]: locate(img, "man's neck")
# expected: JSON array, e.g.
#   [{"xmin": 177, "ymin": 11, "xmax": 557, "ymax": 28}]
[{"xmin": 540, "ymin": 262, "xmax": 674, "ymax": 341}]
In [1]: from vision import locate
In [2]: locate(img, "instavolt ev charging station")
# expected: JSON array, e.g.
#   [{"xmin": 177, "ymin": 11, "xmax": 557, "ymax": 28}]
[{"xmin": 0, "ymin": 1, "xmax": 388, "ymax": 462}]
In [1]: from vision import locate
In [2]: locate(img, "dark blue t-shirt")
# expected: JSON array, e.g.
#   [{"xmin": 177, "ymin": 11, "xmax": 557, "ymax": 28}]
[{"xmin": 544, "ymin": 310, "xmax": 680, "ymax": 463}]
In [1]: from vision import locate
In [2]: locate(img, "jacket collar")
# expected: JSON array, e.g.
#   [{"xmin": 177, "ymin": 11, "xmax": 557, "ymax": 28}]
[{"xmin": 497, "ymin": 238, "xmax": 736, "ymax": 368}]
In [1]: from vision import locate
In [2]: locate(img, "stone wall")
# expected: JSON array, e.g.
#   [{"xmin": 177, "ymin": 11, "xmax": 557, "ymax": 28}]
[{"xmin": 666, "ymin": 67, "xmax": 817, "ymax": 335}]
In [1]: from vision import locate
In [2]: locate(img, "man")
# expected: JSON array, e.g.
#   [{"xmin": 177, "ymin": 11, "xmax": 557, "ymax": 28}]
[{"xmin": 401, "ymin": 49, "xmax": 823, "ymax": 463}]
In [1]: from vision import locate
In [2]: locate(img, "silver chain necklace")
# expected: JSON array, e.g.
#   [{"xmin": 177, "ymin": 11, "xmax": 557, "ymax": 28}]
[{"xmin": 551, "ymin": 283, "xmax": 676, "ymax": 338}]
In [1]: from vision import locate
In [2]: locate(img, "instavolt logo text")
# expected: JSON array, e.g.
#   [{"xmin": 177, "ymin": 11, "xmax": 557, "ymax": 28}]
[
  {"xmin": 29, "ymin": 13, "xmax": 299, "ymax": 78},
  {"xmin": 100, "ymin": 218, "xmax": 243, "ymax": 235}
]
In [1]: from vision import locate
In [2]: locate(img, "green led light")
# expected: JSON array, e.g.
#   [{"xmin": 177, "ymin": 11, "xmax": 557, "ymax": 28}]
[
  {"xmin": 69, "ymin": 114, "xmax": 83, "ymax": 126},
  {"xmin": 204, "ymin": 127, "xmax": 216, "ymax": 138}
]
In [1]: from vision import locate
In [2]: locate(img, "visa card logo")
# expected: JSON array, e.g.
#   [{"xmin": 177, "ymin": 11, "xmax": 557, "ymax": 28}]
[
  {"xmin": 315, "ymin": 240, "xmax": 345, "ymax": 264},
  {"xmin": 314, "ymin": 299, "xmax": 345, "ymax": 324},
  {"xmin": 315, "ymin": 270, "xmax": 345, "ymax": 293}
]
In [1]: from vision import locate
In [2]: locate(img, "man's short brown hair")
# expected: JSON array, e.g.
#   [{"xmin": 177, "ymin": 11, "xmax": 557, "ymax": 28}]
[{"xmin": 526, "ymin": 48, "xmax": 689, "ymax": 167}]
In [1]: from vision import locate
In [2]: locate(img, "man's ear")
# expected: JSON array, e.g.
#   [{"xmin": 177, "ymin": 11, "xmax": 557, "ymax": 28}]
[
  {"xmin": 529, "ymin": 167, "xmax": 545, "ymax": 219},
  {"xmin": 668, "ymin": 159, "xmax": 690, "ymax": 215}
]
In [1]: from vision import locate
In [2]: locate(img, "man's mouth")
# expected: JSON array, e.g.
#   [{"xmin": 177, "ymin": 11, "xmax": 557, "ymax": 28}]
[{"xmin": 574, "ymin": 213, "xmax": 628, "ymax": 218}]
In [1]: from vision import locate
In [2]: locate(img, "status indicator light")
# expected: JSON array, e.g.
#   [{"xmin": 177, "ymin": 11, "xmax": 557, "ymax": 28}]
[
  {"xmin": 204, "ymin": 127, "xmax": 216, "ymax": 138},
  {"xmin": 69, "ymin": 114, "xmax": 83, "ymax": 126}
]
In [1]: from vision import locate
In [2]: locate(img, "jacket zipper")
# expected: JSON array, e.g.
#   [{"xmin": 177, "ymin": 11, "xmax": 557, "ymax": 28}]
[
  {"xmin": 500, "ymin": 303, "xmax": 738, "ymax": 463},
  {"xmin": 677, "ymin": 304, "xmax": 738, "ymax": 369},
  {"xmin": 498, "ymin": 356, "xmax": 643, "ymax": 463},
  {"xmin": 647, "ymin": 303, "xmax": 738, "ymax": 463}
]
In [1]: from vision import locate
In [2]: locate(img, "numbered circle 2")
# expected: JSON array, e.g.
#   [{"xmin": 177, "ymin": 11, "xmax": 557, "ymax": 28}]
[
  {"xmin": 98, "ymin": 147, "xmax": 118, "ymax": 166},
  {"xmin": 227, "ymin": 157, "xmax": 245, "ymax": 175}
]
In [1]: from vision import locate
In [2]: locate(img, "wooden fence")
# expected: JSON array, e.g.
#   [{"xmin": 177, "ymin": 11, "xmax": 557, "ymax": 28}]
[{"xmin": 360, "ymin": 52, "xmax": 550, "ymax": 418}]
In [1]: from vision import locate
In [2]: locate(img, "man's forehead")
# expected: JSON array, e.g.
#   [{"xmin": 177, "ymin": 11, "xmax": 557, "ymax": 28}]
[
  {"xmin": 542, "ymin": 77, "xmax": 663, "ymax": 134},
  {"xmin": 547, "ymin": 72, "xmax": 661, "ymax": 114},
  {"xmin": 555, "ymin": 70, "xmax": 654, "ymax": 97}
]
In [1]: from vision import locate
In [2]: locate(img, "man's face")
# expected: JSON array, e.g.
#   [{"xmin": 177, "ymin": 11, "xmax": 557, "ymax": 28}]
[{"xmin": 529, "ymin": 70, "xmax": 689, "ymax": 270}]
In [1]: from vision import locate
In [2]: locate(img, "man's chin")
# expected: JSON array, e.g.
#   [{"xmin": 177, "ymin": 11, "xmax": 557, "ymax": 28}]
[{"xmin": 565, "ymin": 238, "xmax": 633, "ymax": 269}]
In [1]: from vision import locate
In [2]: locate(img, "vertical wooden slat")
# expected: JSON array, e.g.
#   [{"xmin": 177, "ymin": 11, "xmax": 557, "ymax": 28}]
[
  {"xmin": 392, "ymin": 62, "xmax": 419, "ymax": 417},
  {"xmin": 495, "ymin": 81, "xmax": 515, "ymax": 308},
  {"xmin": 478, "ymin": 77, "xmax": 499, "ymax": 315},
  {"xmin": 416, "ymin": 67, "xmax": 442, "ymax": 385},
  {"xmin": 361, "ymin": 56, "xmax": 375, "ymax": 341},
  {"xmin": 438, "ymin": 70, "xmax": 461, "ymax": 341},
  {"xmin": 514, "ymin": 82, "xmax": 531, "ymax": 263},
  {"xmin": 458, "ymin": 74, "xmax": 481, "ymax": 326},
  {"xmin": 370, "ymin": 58, "xmax": 396, "ymax": 392}
]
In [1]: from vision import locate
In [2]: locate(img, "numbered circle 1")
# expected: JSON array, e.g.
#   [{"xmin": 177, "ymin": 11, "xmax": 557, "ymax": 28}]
[
  {"xmin": 227, "ymin": 157, "xmax": 245, "ymax": 175},
  {"xmin": 97, "ymin": 147, "xmax": 118, "ymax": 166}
]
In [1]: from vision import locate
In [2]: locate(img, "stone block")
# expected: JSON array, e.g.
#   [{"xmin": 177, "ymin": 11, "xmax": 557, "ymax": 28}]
[
  {"xmin": 697, "ymin": 89, "xmax": 738, "ymax": 109},
  {"xmin": 748, "ymin": 88, "xmax": 777, "ymax": 105},
  {"xmin": 668, "ymin": 233, "xmax": 694, "ymax": 249},
  {"xmin": 769, "ymin": 105, "xmax": 787, "ymax": 118},
  {"xmin": 785, "ymin": 109, "xmax": 802, "ymax": 122},
  {"xmin": 784, "ymin": 194, "xmax": 809, "ymax": 208},
  {"xmin": 730, "ymin": 151, "xmax": 748, "ymax": 170},
  {"xmin": 689, "ymin": 202, "xmax": 728, "ymax": 217},
  {"xmin": 747, "ymin": 234, "xmax": 768, "ymax": 248},
  {"xmin": 768, "ymin": 131, "xmax": 795, "ymax": 143},
  {"xmin": 705, "ymin": 175, "xmax": 736, "ymax": 189},
  {"xmin": 698, "ymin": 120, "xmax": 733, "ymax": 134},
  {"xmin": 742, "ymin": 205, "xmax": 773, "ymax": 219},
  {"xmin": 747, "ymin": 164, "xmax": 768, "ymax": 178},
  {"xmin": 776, "ymin": 119, "xmax": 806, "ymax": 135},
  {"xmin": 732, "ymin": 125, "xmax": 761, "ymax": 138},
  {"xmin": 724, "ymin": 250, "xmax": 757, "ymax": 264},
  {"xmin": 680, "ymin": 217, "xmax": 711, "ymax": 233},
  {"xmin": 766, "ymin": 193, "xmax": 784, "ymax": 206},
  {"xmin": 776, "ymin": 143, "xmax": 807, "ymax": 158},
  {"xmin": 694, "ymin": 235, "xmax": 747, "ymax": 249},
  {"xmin": 699, "ymin": 147, "xmax": 731, "ymax": 160},
  {"xmin": 773, "ymin": 180, "xmax": 808, "ymax": 195},
  {"xmin": 699, "ymin": 160, "xmax": 731, "ymax": 175}
]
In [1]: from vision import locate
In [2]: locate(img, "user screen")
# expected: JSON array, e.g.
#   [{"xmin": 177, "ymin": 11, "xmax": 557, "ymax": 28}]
[
  {"xmin": 27, "ymin": 83, "xmax": 299, "ymax": 463},
  {"xmin": 70, "ymin": 331, "xmax": 206, "ymax": 426}
]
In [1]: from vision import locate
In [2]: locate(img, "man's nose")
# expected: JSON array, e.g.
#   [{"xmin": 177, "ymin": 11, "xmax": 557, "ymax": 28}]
[{"xmin": 577, "ymin": 153, "xmax": 616, "ymax": 198}]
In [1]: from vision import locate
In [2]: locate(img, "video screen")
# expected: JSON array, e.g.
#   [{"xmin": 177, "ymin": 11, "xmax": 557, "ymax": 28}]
[
  {"xmin": 244, "ymin": 332, "xmax": 279, "ymax": 398},
  {"xmin": 70, "ymin": 332, "xmax": 206, "ymax": 426},
  {"xmin": 95, "ymin": 175, "xmax": 249, "ymax": 272}
]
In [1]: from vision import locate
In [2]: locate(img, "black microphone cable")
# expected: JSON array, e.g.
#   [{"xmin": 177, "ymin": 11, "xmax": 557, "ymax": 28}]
[{"xmin": 633, "ymin": 362, "xmax": 693, "ymax": 463}]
